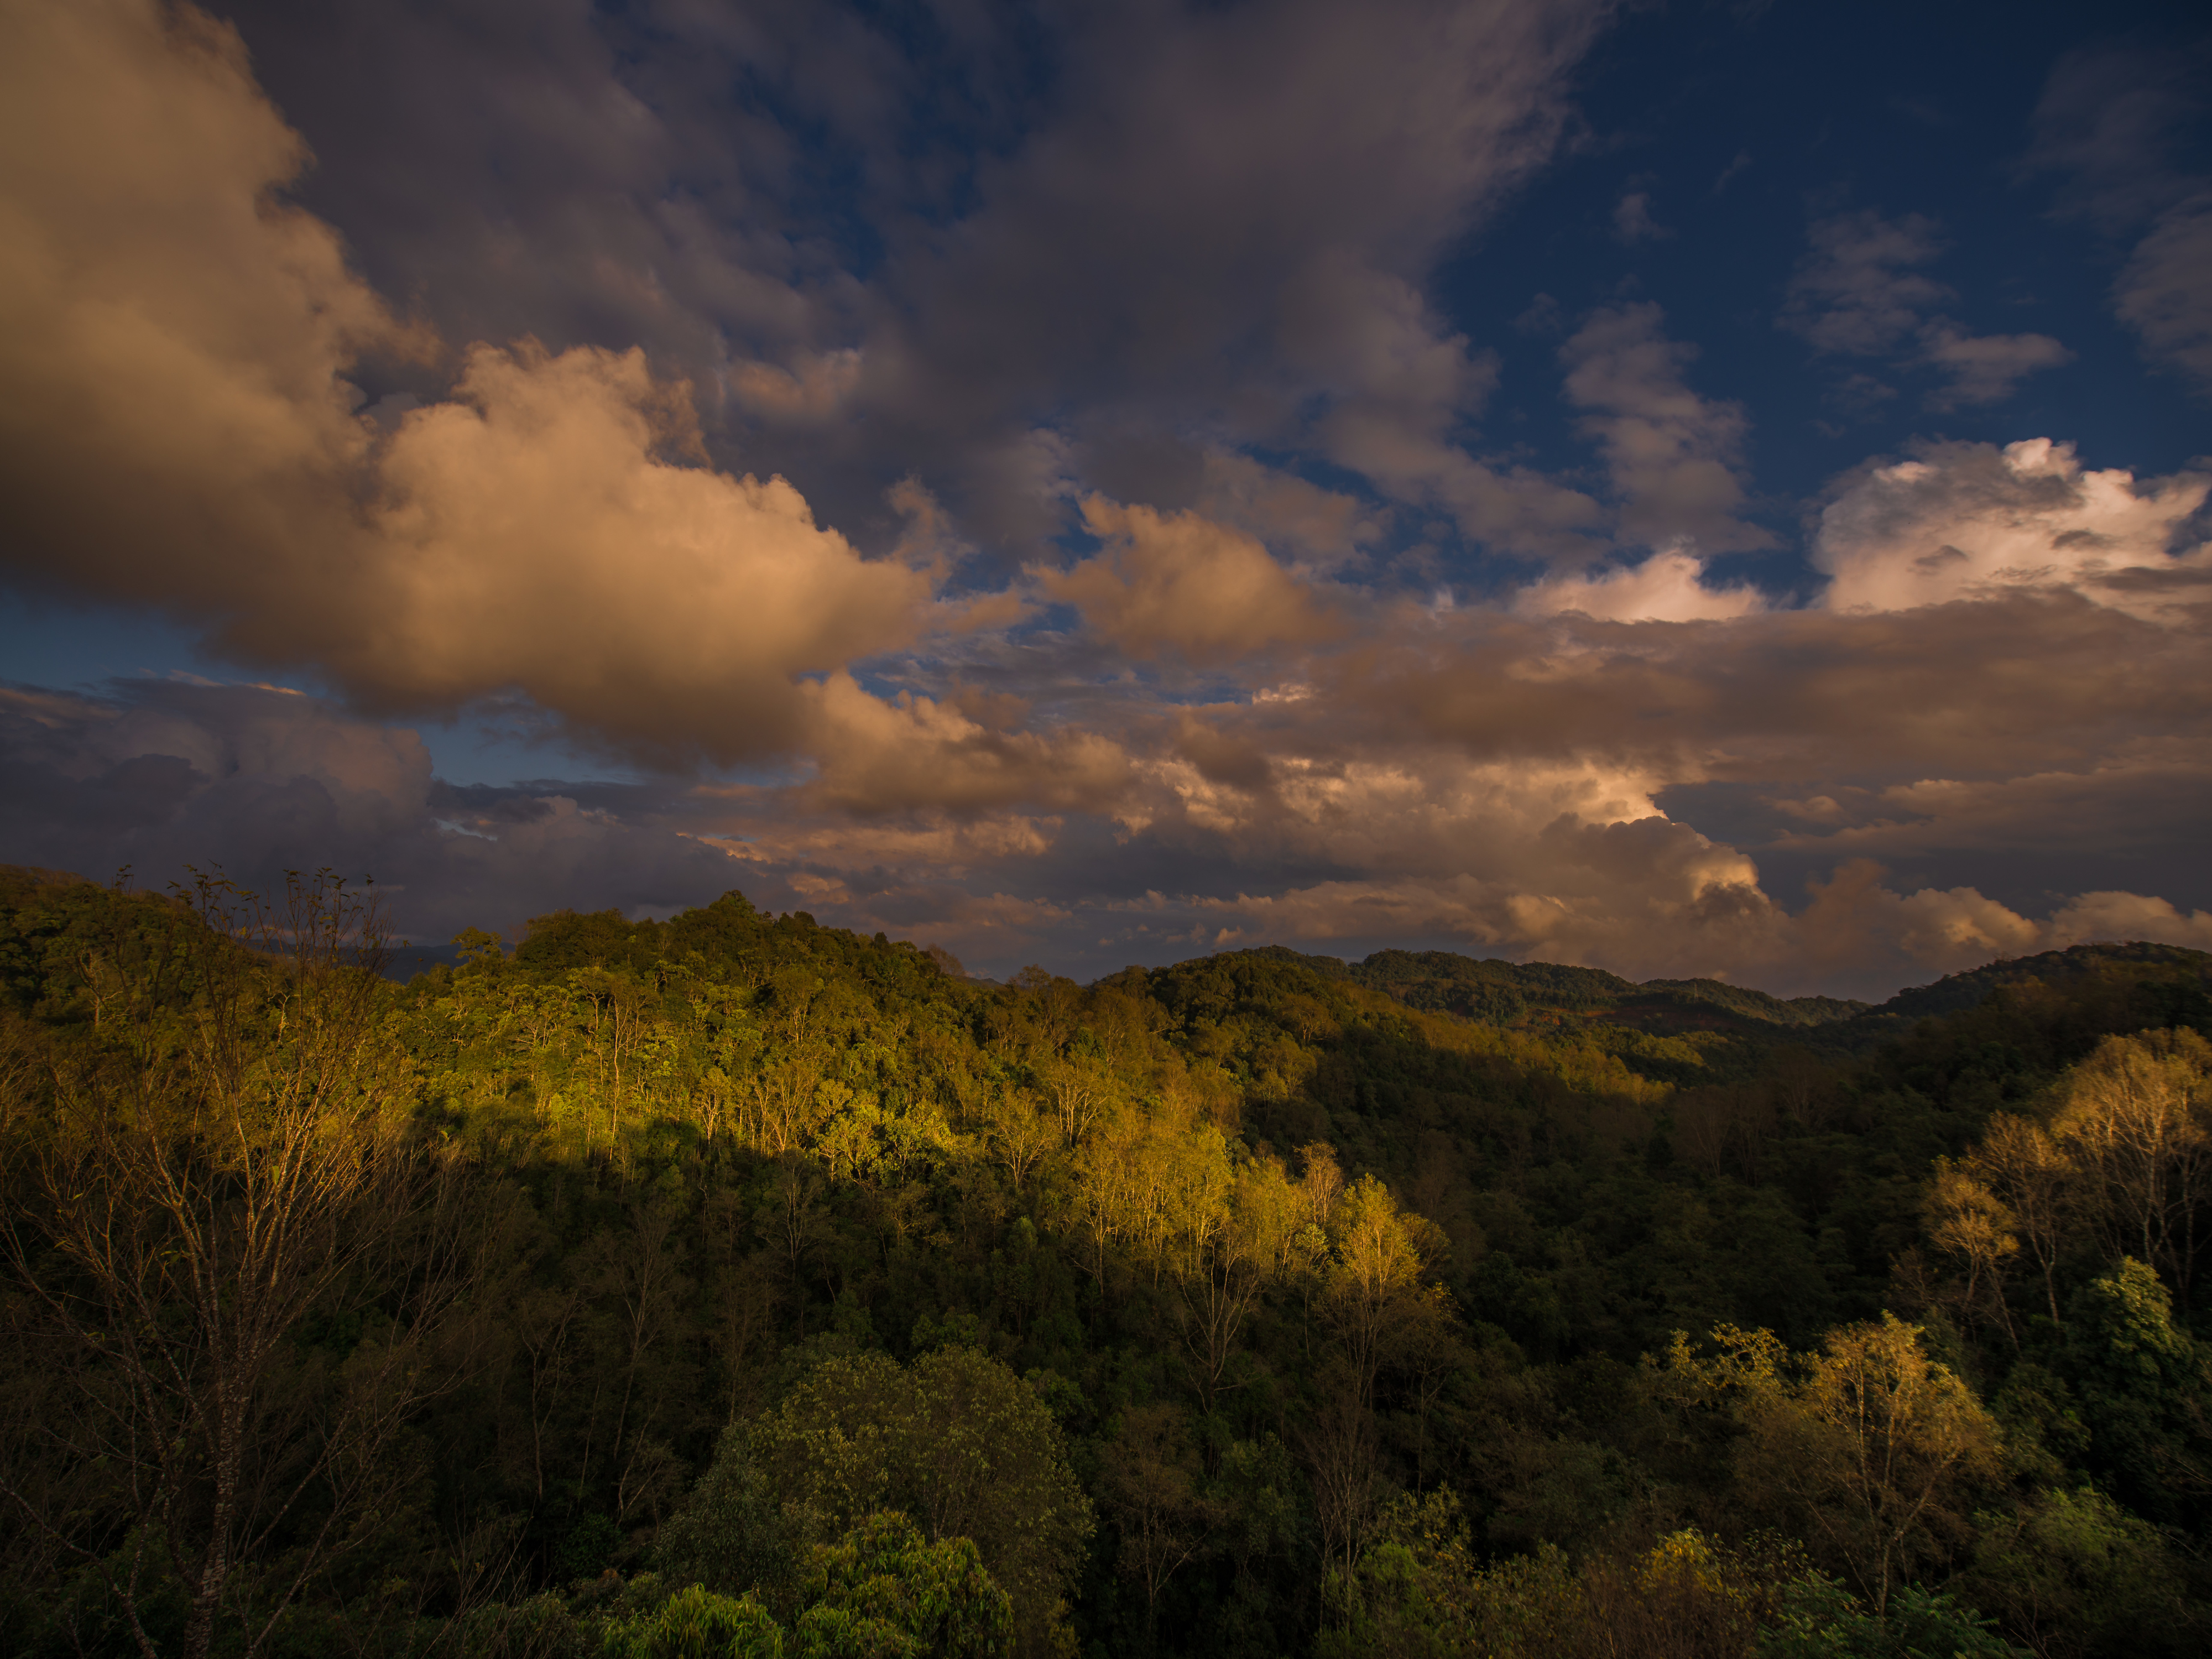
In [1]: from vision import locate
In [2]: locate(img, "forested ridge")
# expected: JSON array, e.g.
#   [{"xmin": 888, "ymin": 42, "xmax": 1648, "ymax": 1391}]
[{"xmin": 2, "ymin": 864, "xmax": 2208, "ymax": 1659}]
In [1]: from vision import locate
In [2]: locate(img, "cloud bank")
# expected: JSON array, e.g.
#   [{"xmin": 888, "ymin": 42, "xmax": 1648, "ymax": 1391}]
[{"xmin": 1, "ymin": 1, "xmax": 2206, "ymax": 1001}]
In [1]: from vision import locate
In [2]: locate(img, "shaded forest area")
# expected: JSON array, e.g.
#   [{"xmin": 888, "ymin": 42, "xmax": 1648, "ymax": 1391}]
[{"xmin": 2, "ymin": 863, "xmax": 2208, "ymax": 1659}]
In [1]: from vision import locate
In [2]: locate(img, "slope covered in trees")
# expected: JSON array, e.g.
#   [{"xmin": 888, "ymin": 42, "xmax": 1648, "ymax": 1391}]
[{"xmin": 0, "ymin": 864, "xmax": 2206, "ymax": 1658}]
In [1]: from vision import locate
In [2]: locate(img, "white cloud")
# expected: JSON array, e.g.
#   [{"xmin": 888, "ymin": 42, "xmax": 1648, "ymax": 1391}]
[
  {"xmin": 1514, "ymin": 547, "xmax": 1764, "ymax": 622},
  {"xmin": 1813, "ymin": 438, "xmax": 2211, "ymax": 615}
]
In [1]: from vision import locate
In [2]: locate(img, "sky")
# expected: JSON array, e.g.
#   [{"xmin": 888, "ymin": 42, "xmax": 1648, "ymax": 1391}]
[{"xmin": 2, "ymin": 0, "xmax": 2209, "ymax": 998}]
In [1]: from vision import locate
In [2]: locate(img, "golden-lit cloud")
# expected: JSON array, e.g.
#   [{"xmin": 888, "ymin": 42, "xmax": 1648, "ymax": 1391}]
[
  {"xmin": 1040, "ymin": 498, "xmax": 1340, "ymax": 665},
  {"xmin": 0, "ymin": 0, "xmax": 935, "ymax": 766}
]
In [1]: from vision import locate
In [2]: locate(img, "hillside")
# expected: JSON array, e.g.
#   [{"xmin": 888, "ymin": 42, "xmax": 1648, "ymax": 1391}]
[{"xmin": 1, "ymin": 867, "xmax": 2208, "ymax": 1659}]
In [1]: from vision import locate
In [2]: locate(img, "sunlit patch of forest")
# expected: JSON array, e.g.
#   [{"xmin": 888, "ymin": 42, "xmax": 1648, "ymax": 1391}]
[{"xmin": 2, "ymin": 863, "xmax": 2208, "ymax": 1659}]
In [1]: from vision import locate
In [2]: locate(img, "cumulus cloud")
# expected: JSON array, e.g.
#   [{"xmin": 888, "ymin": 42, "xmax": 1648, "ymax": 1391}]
[
  {"xmin": 1812, "ymin": 437, "xmax": 2212, "ymax": 615},
  {"xmin": 0, "ymin": 0, "xmax": 938, "ymax": 766},
  {"xmin": 1040, "ymin": 498, "xmax": 1340, "ymax": 666},
  {"xmin": 1559, "ymin": 304, "xmax": 1771, "ymax": 554}
]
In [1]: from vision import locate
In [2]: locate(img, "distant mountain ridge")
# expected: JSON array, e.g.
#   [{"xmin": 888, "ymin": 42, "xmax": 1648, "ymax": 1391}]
[
  {"xmin": 1862, "ymin": 940, "xmax": 2212, "ymax": 1018},
  {"xmin": 1241, "ymin": 943, "xmax": 1870, "ymax": 1035},
  {"xmin": 1236, "ymin": 938, "xmax": 2212, "ymax": 1054},
  {"xmin": 3, "ymin": 865, "xmax": 2204, "ymax": 1039}
]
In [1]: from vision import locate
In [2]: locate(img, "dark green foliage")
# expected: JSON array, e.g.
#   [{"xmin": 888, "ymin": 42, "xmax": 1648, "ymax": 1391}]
[
  {"xmin": 1759, "ymin": 1574, "xmax": 2024, "ymax": 1658},
  {"xmin": 604, "ymin": 1583, "xmax": 786, "ymax": 1658},
  {"xmin": 3, "ymin": 868, "xmax": 2208, "ymax": 1659},
  {"xmin": 795, "ymin": 1514, "xmax": 1012, "ymax": 1659},
  {"xmin": 656, "ymin": 1426, "xmax": 807, "ymax": 1609},
  {"xmin": 2060, "ymin": 1261, "xmax": 2212, "ymax": 1528}
]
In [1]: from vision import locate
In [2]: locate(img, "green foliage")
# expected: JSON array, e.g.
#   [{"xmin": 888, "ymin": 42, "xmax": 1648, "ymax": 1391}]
[
  {"xmin": 750, "ymin": 1348, "xmax": 1091, "ymax": 1651},
  {"xmin": 604, "ymin": 1584, "xmax": 785, "ymax": 1659},
  {"xmin": 794, "ymin": 1514, "xmax": 1011, "ymax": 1659},
  {"xmin": 4, "ymin": 869, "xmax": 2209, "ymax": 1659},
  {"xmin": 656, "ymin": 1426, "xmax": 807, "ymax": 1609},
  {"xmin": 1964, "ymin": 1485, "xmax": 2198, "ymax": 1659},
  {"xmin": 2061, "ymin": 1260, "xmax": 2212, "ymax": 1527},
  {"xmin": 1757, "ymin": 1573, "xmax": 2022, "ymax": 1658}
]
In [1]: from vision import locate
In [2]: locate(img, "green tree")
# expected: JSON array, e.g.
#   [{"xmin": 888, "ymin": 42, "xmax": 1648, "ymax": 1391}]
[
  {"xmin": 1963, "ymin": 1485, "xmax": 2197, "ymax": 1659},
  {"xmin": 2060, "ymin": 1259, "xmax": 2212, "ymax": 1527},
  {"xmin": 792, "ymin": 1512, "xmax": 1011, "ymax": 1659},
  {"xmin": 603, "ymin": 1583, "xmax": 786, "ymax": 1659},
  {"xmin": 0, "ymin": 872, "xmax": 482, "ymax": 1659},
  {"xmin": 749, "ymin": 1349, "xmax": 1091, "ymax": 1656}
]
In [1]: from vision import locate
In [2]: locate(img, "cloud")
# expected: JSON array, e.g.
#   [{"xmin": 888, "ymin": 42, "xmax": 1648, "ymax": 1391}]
[
  {"xmin": 1514, "ymin": 548, "xmax": 1764, "ymax": 622},
  {"xmin": 2115, "ymin": 192, "xmax": 2212, "ymax": 395},
  {"xmin": 2027, "ymin": 44, "xmax": 2212, "ymax": 394},
  {"xmin": 1611, "ymin": 190, "xmax": 1670, "ymax": 243},
  {"xmin": 1781, "ymin": 211, "xmax": 2070, "ymax": 408},
  {"xmin": 4, "ymin": 5, "xmax": 2209, "ymax": 1005},
  {"xmin": 0, "ymin": 679, "xmax": 738, "ymax": 943},
  {"xmin": 0, "ymin": 0, "xmax": 938, "ymax": 768},
  {"xmin": 1811, "ymin": 438, "xmax": 2212, "ymax": 615},
  {"xmin": 794, "ymin": 671, "xmax": 1133, "ymax": 818},
  {"xmin": 1916, "ymin": 325, "xmax": 2074, "ymax": 409},
  {"xmin": 2026, "ymin": 41, "xmax": 2208, "ymax": 233},
  {"xmin": 1782, "ymin": 210, "xmax": 1951, "ymax": 355},
  {"xmin": 1769, "ymin": 748, "xmax": 2212, "ymax": 861},
  {"xmin": 1040, "ymin": 498, "xmax": 1340, "ymax": 666},
  {"xmin": 1559, "ymin": 304, "xmax": 1771, "ymax": 554},
  {"xmin": 1191, "ymin": 451, "xmax": 1383, "ymax": 572},
  {"xmin": 1189, "ymin": 850, "xmax": 2212, "ymax": 1000}
]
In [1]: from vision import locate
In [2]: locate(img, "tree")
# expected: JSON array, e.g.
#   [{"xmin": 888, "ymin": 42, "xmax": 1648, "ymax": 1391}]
[
  {"xmin": 2060, "ymin": 1259, "xmax": 2212, "ymax": 1528},
  {"xmin": 794, "ymin": 1512, "xmax": 1013, "ymax": 1659},
  {"xmin": 603, "ymin": 1583, "xmax": 786, "ymax": 1659},
  {"xmin": 1964, "ymin": 1484, "xmax": 2197, "ymax": 1659},
  {"xmin": 1924, "ymin": 1157, "xmax": 2021, "ymax": 1345},
  {"xmin": 2051, "ymin": 1030, "xmax": 2212, "ymax": 1298},
  {"xmin": 1322, "ymin": 1176, "xmax": 1449, "ymax": 1410},
  {"xmin": 0, "ymin": 871, "xmax": 480, "ymax": 1659},
  {"xmin": 985, "ymin": 1087, "xmax": 1058, "ymax": 1194},
  {"xmin": 748, "ymin": 1348, "xmax": 1092, "ymax": 1656},
  {"xmin": 1969, "ymin": 1115, "xmax": 2075, "ymax": 1326},
  {"xmin": 1097, "ymin": 1403, "xmax": 1218, "ymax": 1644},
  {"xmin": 1738, "ymin": 1314, "xmax": 2005, "ymax": 1612}
]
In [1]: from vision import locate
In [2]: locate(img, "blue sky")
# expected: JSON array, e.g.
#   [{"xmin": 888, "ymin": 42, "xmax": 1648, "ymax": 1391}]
[{"xmin": 2, "ymin": 0, "xmax": 2208, "ymax": 994}]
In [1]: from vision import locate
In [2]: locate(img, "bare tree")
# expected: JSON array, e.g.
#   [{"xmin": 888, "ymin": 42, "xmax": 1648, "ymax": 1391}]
[
  {"xmin": 1969, "ymin": 1114, "xmax": 2074, "ymax": 1325},
  {"xmin": 2052, "ymin": 1030, "xmax": 2212, "ymax": 1297},
  {"xmin": 0, "ymin": 870, "xmax": 481, "ymax": 1659}
]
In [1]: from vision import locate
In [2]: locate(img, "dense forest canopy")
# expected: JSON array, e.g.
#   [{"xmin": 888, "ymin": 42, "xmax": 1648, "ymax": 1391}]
[{"xmin": 1, "ymin": 863, "xmax": 2208, "ymax": 1659}]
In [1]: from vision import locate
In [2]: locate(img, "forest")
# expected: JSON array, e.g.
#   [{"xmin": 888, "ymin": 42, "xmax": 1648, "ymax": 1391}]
[{"xmin": 1, "ymin": 862, "xmax": 2207, "ymax": 1659}]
